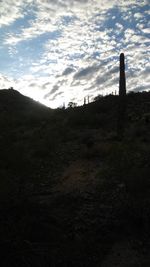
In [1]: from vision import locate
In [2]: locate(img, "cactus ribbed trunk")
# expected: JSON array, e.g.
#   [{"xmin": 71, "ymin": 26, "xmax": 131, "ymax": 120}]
[
  {"xmin": 117, "ymin": 53, "xmax": 127, "ymax": 139},
  {"xmin": 119, "ymin": 53, "xmax": 126, "ymax": 97}
]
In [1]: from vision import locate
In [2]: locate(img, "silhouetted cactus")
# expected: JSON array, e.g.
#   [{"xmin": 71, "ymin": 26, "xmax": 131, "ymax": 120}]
[
  {"xmin": 117, "ymin": 53, "xmax": 127, "ymax": 139},
  {"xmin": 119, "ymin": 53, "xmax": 126, "ymax": 97}
]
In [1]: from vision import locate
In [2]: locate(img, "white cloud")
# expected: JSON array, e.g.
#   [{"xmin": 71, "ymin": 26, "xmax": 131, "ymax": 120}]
[
  {"xmin": 116, "ymin": 23, "xmax": 124, "ymax": 30},
  {"xmin": 3, "ymin": 0, "xmax": 148, "ymax": 44},
  {"xmin": 0, "ymin": 0, "xmax": 34, "ymax": 27},
  {"xmin": 0, "ymin": 73, "xmax": 15, "ymax": 88},
  {"xmin": 134, "ymin": 12, "xmax": 144, "ymax": 19},
  {"xmin": 0, "ymin": 0, "xmax": 149, "ymax": 107},
  {"xmin": 141, "ymin": 28, "xmax": 150, "ymax": 34}
]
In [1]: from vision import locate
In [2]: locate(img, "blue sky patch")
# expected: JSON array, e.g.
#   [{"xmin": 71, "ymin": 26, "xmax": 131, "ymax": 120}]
[{"xmin": 0, "ymin": 0, "xmax": 149, "ymax": 107}]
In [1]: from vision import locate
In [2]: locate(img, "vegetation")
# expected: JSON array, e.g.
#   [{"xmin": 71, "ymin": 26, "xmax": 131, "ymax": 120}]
[{"xmin": 0, "ymin": 88, "xmax": 150, "ymax": 266}]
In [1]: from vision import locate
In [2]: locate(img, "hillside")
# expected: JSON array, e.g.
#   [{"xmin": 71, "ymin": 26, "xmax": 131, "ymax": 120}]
[{"xmin": 0, "ymin": 89, "xmax": 150, "ymax": 266}]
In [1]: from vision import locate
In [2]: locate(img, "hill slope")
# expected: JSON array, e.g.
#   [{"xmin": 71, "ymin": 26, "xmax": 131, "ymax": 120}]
[{"xmin": 0, "ymin": 89, "xmax": 150, "ymax": 266}]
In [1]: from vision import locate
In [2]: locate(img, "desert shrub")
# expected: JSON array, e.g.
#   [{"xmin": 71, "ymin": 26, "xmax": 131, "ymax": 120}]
[
  {"xmin": 68, "ymin": 101, "xmax": 77, "ymax": 108},
  {"xmin": 67, "ymin": 109, "xmax": 107, "ymax": 129},
  {"xmin": 126, "ymin": 122, "xmax": 147, "ymax": 140},
  {"xmin": 93, "ymin": 94, "xmax": 103, "ymax": 101}
]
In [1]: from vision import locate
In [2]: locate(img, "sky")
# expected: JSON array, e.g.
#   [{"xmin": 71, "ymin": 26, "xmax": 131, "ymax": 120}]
[{"xmin": 0, "ymin": 0, "xmax": 149, "ymax": 108}]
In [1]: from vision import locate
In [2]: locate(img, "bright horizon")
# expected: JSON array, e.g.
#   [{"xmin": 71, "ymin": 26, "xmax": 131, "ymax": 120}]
[{"xmin": 0, "ymin": 0, "xmax": 149, "ymax": 108}]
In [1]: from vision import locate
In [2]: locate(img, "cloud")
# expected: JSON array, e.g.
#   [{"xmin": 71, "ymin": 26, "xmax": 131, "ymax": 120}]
[
  {"xmin": 62, "ymin": 67, "xmax": 75, "ymax": 76},
  {"xmin": 134, "ymin": 12, "xmax": 144, "ymax": 19},
  {"xmin": 0, "ymin": 0, "xmax": 149, "ymax": 107},
  {"xmin": 115, "ymin": 23, "xmax": 124, "ymax": 30},
  {"xmin": 44, "ymin": 85, "xmax": 59, "ymax": 99},
  {"xmin": 4, "ymin": 21, "xmax": 59, "ymax": 45},
  {"xmin": 74, "ymin": 65, "xmax": 99, "ymax": 80},
  {"xmin": 141, "ymin": 28, "xmax": 150, "ymax": 34},
  {"xmin": 3, "ymin": 0, "xmax": 148, "ymax": 44},
  {"xmin": 0, "ymin": 73, "xmax": 15, "ymax": 88},
  {"xmin": 49, "ymin": 91, "xmax": 64, "ymax": 102},
  {"xmin": 133, "ymin": 84, "xmax": 150, "ymax": 92},
  {"xmin": 0, "ymin": 0, "xmax": 24, "ymax": 27}
]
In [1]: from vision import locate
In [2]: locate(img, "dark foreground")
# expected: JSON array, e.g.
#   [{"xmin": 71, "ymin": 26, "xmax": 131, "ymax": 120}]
[{"xmin": 0, "ymin": 89, "xmax": 150, "ymax": 266}]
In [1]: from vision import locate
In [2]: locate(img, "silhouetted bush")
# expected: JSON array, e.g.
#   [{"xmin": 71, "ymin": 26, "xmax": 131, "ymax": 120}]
[
  {"xmin": 93, "ymin": 94, "xmax": 103, "ymax": 101},
  {"xmin": 68, "ymin": 101, "xmax": 77, "ymax": 108}
]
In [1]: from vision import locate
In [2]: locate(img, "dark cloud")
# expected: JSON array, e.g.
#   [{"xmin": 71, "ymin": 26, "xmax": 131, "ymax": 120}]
[
  {"xmin": 140, "ymin": 67, "xmax": 150, "ymax": 78},
  {"xmin": 44, "ymin": 84, "xmax": 59, "ymax": 99},
  {"xmin": 133, "ymin": 84, "xmax": 150, "ymax": 92},
  {"xmin": 95, "ymin": 75, "xmax": 107, "ymax": 86},
  {"xmin": 108, "ymin": 66, "xmax": 118, "ymax": 75},
  {"xmin": 62, "ymin": 67, "xmax": 75, "ymax": 75},
  {"xmin": 44, "ymin": 77, "xmax": 68, "ymax": 99},
  {"xmin": 51, "ymin": 85, "xmax": 59, "ymax": 94},
  {"xmin": 106, "ymin": 76, "xmax": 118, "ymax": 87},
  {"xmin": 57, "ymin": 79, "xmax": 67, "ymax": 86},
  {"xmin": 29, "ymin": 83, "xmax": 36, "ymax": 87},
  {"xmin": 50, "ymin": 91, "xmax": 63, "ymax": 101},
  {"xmin": 71, "ymin": 80, "xmax": 81, "ymax": 87},
  {"xmin": 95, "ymin": 65, "xmax": 118, "ymax": 86},
  {"xmin": 73, "ymin": 60, "xmax": 116, "ymax": 82},
  {"xmin": 74, "ymin": 65, "xmax": 98, "ymax": 80},
  {"xmin": 42, "ymin": 82, "xmax": 51, "ymax": 89}
]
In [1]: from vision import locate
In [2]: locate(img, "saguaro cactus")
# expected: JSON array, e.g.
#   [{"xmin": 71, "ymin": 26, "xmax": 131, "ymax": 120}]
[
  {"xmin": 119, "ymin": 53, "xmax": 126, "ymax": 97},
  {"xmin": 117, "ymin": 53, "xmax": 127, "ymax": 138}
]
